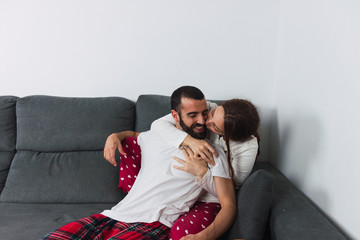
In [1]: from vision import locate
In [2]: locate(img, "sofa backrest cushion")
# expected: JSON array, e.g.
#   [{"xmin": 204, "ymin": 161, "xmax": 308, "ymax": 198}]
[
  {"xmin": 0, "ymin": 96, "xmax": 135, "ymax": 203},
  {"xmin": 0, "ymin": 96, "xmax": 18, "ymax": 151},
  {"xmin": 0, "ymin": 96, "xmax": 18, "ymax": 193},
  {"xmin": 16, "ymin": 95, "xmax": 135, "ymax": 152},
  {"xmin": 134, "ymin": 94, "xmax": 224, "ymax": 132},
  {"xmin": 135, "ymin": 94, "xmax": 171, "ymax": 132}
]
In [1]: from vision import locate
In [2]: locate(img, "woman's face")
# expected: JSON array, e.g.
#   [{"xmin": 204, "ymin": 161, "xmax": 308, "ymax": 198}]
[{"xmin": 206, "ymin": 106, "xmax": 225, "ymax": 136}]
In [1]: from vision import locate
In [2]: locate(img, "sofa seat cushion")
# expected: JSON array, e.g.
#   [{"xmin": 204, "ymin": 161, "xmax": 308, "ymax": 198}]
[{"xmin": 0, "ymin": 203, "xmax": 115, "ymax": 240}]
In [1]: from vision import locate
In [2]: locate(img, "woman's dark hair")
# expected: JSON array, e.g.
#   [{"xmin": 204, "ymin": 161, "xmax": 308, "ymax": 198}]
[
  {"xmin": 171, "ymin": 86, "xmax": 205, "ymax": 112},
  {"xmin": 221, "ymin": 99, "xmax": 260, "ymax": 178}
]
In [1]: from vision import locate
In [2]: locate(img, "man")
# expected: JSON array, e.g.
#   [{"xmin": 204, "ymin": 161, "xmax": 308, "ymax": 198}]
[{"xmin": 43, "ymin": 86, "xmax": 236, "ymax": 240}]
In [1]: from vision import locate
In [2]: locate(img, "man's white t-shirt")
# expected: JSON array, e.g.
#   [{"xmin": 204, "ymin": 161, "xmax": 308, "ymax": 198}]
[{"xmin": 102, "ymin": 130, "xmax": 230, "ymax": 228}]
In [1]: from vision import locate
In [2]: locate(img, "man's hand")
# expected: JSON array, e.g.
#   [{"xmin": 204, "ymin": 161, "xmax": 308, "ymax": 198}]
[
  {"xmin": 182, "ymin": 135, "xmax": 218, "ymax": 166},
  {"xmin": 103, "ymin": 133, "xmax": 126, "ymax": 167},
  {"xmin": 173, "ymin": 147, "xmax": 208, "ymax": 178},
  {"xmin": 180, "ymin": 233, "xmax": 207, "ymax": 240},
  {"xmin": 103, "ymin": 131, "xmax": 140, "ymax": 167}
]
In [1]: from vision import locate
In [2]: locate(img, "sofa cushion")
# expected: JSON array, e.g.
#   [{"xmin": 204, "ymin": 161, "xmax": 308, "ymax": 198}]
[
  {"xmin": 0, "ymin": 96, "xmax": 18, "ymax": 193},
  {"xmin": 16, "ymin": 96, "xmax": 135, "ymax": 152},
  {"xmin": 135, "ymin": 94, "xmax": 171, "ymax": 132},
  {"xmin": 134, "ymin": 95, "xmax": 224, "ymax": 132},
  {"xmin": 0, "ymin": 150, "xmax": 126, "ymax": 203},
  {"xmin": 2, "ymin": 96, "xmax": 135, "ymax": 203},
  {"xmin": 226, "ymin": 169, "xmax": 274, "ymax": 240},
  {"xmin": 254, "ymin": 162, "xmax": 349, "ymax": 240},
  {"xmin": 0, "ymin": 203, "xmax": 115, "ymax": 240},
  {"xmin": 0, "ymin": 152, "xmax": 15, "ymax": 194},
  {"xmin": 0, "ymin": 96, "xmax": 18, "ymax": 152}
]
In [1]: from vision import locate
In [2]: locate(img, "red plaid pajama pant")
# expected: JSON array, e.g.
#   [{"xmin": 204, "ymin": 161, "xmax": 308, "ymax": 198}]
[
  {"xmin": 119, "ymin": 137, "xmax": 221, "ymax": 240},
  {"xmin": 42, "ymin": 214, "xmax": 169, "ymax": 240}
]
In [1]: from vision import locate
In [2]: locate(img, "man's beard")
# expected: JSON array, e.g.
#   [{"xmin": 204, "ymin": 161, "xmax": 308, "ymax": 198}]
[{"xmin": 179, "ymin": 114, "xmax": 207, "ymax": 139}]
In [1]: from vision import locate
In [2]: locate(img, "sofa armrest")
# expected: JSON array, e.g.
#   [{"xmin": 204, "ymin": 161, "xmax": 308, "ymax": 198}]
[
  {"xmin": 254, "ymin": 162, "xmax": 347, "ymax": 240},
  {"xmin": 224, "ymin": 169, "xmax": 274, "ymax": 240}
]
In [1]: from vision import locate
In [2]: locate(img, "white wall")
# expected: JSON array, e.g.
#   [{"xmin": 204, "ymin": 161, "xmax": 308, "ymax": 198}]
[
  {"xmin": 0, "ymin": 0, "xmax": 279, "ymax": 162},
  {"xmin": 0, "ymin": 0, "xmax": 277, "ymax": 100},
  {"xmin": 271, "ymin": 0, "xmax": 360, "ymax": 238}
]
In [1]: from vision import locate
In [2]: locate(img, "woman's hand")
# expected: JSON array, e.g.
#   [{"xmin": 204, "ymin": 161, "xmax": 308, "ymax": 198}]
[
  {"xmin": 103, "ymin": 133, "xmax": 127, "ymax": 167},
  {"xmin": 182, "ymin": 135, "xmax": 218, "ymax": 166},
  {"xmin": 173, "ymin": 147, "xmax": 208, "ymax": 178}
]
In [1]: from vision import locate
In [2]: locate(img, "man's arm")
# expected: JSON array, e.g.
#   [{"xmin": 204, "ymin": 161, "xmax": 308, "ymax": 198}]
[
  {"xmin": 103, "ymin": 131, "xmax": 140, "ymax": 167},
  {"xmin": 182, "ymin": 177, "xmax": 237, "ymax": 240}
]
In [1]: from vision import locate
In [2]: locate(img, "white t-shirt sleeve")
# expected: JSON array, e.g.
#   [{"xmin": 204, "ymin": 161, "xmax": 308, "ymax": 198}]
[
  {"xmin": 195, "ymin": 145, "xmax": 230, "ymax": 198},
  {"xmin": 137, "ymin": 132, "xmax": 145, "ymax": 148},
  {"xmin": 196, "ymin": 169, "xmax": 217, "ymax": 197},
  {"xmin": 209, "ymin": 145, "xmax": 230, "ymax": 179},
  {"xmin": 150, "ymin": 113, "xmax": 188, "ymax": 148}
]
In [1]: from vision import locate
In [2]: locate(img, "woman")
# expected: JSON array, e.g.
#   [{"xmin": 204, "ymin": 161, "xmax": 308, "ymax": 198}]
[
  {"xmin": 149, "ymin": 98, "xmax": 260, "ymax": 240},
  {"xmin": 152, "ymin": 99, "xmax": 260, "ymax": 187}
]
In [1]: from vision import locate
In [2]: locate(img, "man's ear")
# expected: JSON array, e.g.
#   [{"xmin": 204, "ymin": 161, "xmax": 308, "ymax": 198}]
[{"xmin": 171, "ymin": 109, "xmax": 180, "ymax": 123}]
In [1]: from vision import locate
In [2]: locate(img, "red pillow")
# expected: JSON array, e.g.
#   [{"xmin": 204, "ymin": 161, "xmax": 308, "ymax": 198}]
[{"xmin": 118, "ymin": 137, "xmax": 142, "ymax": 193}]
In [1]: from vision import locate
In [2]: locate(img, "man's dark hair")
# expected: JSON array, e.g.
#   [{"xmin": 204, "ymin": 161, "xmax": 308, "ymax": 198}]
[{"xmin": 171, "ymin": 86, "xmax": 205, "ymax": 112}]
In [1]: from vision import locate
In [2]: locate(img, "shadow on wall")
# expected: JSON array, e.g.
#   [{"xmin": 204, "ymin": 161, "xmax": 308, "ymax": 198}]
[
  {"xmin": 256, "ymin": 106, "xmax": 272, "ymax": 163},
  {"xmin": 268, "ymin": 108, "xmax": 331, "ymax": 207},
  {"xmin": 267, "ymin": 108, "xmax": 355, "ymax": 239}
]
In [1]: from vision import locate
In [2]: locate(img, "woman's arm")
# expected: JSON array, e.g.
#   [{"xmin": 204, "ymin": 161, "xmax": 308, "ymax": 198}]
[
  {"xmin": 103, "ymin": 131, "xmax": 140, "ymax": 167},
  {"xmin": 175, "ymin": 147, "xmax": 236, "ymax": 240},
  {"xmin": 230, "ymin": 137, "xmax": 258, "ymax": 188},
  {"xmin": 181, "ymin": 177, "xmax": 237, "ymax": 240}
]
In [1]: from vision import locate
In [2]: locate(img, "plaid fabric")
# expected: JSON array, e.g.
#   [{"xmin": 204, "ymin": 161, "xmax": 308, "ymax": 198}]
[{"xmin": 43, "ymin": 214, "xmax": 169, "ymax": 240}]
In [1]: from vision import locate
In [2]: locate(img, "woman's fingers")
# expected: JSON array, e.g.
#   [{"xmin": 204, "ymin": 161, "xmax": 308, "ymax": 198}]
[
  {"xmin": 173, "ymin": 156, "xmax": 186, "ymax": 171},
  {"xmin": 194, "ymin": 147, "xmax": 215, "ymax": 166},
  {"xmin": 202, "ymin": 150, "xmax": 215, "ymax": 166},
  {"xmin": 185, "ymin": 147, "xmax": 195, "ymax": 158},
  {"xmin": 173, "ymin": 152, "xmax": 208, "ymax": 177},
  {"xmin": 205, "ymin": 142, "xmax": 218, "ymax": 158}
]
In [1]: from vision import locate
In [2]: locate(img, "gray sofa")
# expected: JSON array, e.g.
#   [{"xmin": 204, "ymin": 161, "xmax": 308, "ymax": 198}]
[{"xmin": 0, "ymin": 95, "xmax": 347, "ymax": 240}]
